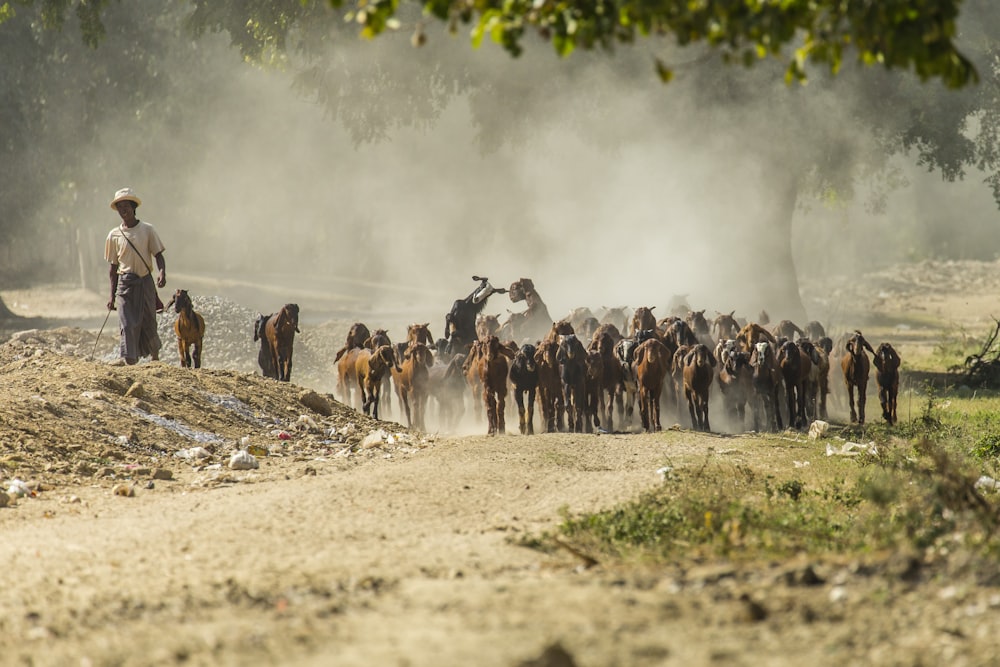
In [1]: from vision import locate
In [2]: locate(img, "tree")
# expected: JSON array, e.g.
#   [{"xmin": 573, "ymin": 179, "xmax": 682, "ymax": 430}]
[{"xmin": 0, "ymin": 1, "xmax": 996, "ymax": 322}]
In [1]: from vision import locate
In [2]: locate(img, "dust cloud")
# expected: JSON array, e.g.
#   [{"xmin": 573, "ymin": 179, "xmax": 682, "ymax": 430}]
[{"xmin": 24, "ymin": 14, "xmax": 1000, "ymax": 333}]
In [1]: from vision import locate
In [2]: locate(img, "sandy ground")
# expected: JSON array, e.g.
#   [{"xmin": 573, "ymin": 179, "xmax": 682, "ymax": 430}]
[{"xmin": 2, "ymin": 263, "xmax": 1000, "ymax": 666}]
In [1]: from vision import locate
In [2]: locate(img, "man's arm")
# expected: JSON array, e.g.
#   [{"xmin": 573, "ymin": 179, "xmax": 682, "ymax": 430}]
[
  {"xmin": 154, "ymin": 252, "xmax": 166, "ymax": 288},
  {"xmin": 108, "ymin": 263, "xmax": 119, "ymax": 310}
]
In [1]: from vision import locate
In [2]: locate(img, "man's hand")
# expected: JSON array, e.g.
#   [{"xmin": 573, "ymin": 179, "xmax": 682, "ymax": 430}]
[
  {"xmin": 107, "ymin": 299, "xmax": 116, "ymax": 311},
  {"xmin": 157, "ymin": 270, "xmax": 166, "ymax": 289}
]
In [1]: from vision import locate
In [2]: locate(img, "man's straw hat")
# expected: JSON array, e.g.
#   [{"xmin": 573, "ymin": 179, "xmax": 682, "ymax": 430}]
[{"xmin": 110, "ymin": 187, "xmax": 142, "ymax": 210}]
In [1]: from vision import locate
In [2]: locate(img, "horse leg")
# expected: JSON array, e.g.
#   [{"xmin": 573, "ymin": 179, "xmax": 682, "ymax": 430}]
[
  {"xmin": 596, "ymin": 390, "xmax": 605, "ymax": 431},
  {"xmin": 193, "ymin": 340, "xmax": 203, "ymax": 369},
  {"xmin": 846, "ymin": 382, "xmax": 858, "ymax": 423},
  {"xmin": 381, "ymin": 375, "xmax": 392, "ymax": 419},
  {"xmin": 526, "ymin": 388, "xmax": 535, "ymax": 435},
  {"xmin": 638, "ymin": 390, "xmax": 650, "ymax": 432},
  {"xmin": 402, "ymin": 387, "xmax": 412, "ymax": 428},
  {"xmin": 515, "ymin": 391, "xmax": 527, "ymax": 435},
  {"xmin": 497, "ymin": 389, "xmax": 507, "ymax": 435},
  {"xmin": 371, "ymin": 383, "xmax": 382, "ymax": 420},
  {"xmin": 857, "ymin": 383, "xmax": 867, "ymax": 425},
  {"xmin": 652, "ymin": 389, "xmax": 662, "ymax": 431},
  {"xmin": 772, "ymin": 386, "xmax": 783, "ymax": 430},
  {"xmin": 482, "ymin": 388, "xmax": 495, "ymax": 436},
  {"xmin": 686, "ymin": 389, "xmax": 697, "ymax": 430}
]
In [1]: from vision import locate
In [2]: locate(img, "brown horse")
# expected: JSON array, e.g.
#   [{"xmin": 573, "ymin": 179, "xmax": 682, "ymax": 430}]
[
  {"xmin": 406, "ymin": 322, "xmax": 434, "ymax": 347},
  {"xmin": 873, "ymin": 342, "xmax": 901, "ymax": 425},
  {"xmin": 165, "ymin": 289, "xmax": 204, "ymax": 369},
  {"xmin": 478, "ymin": 335, "xmax": 515, "ymax": 436},
  {"xmin": 338, "ymin": 347, "xmax": 363, "ymax": 410},
  {"xmin": 634, "ymin": 337, "xmax": 671, "ymax": 432},
  {"xmin": 630, "ymin": 306, "xmax": 657, "ymax": 337},
  {"xmin": 750, "ymin": 341, "xmax": 783, "ymax": 432},
  {"xmin": 334, "ymin": 322, "xmax": 371, "ymax": 362},
  {"xmin": 394, "ymin": 342, "xmax": 435, "ymax": 430},
  {"xmin": 683, "ymin": 344, "xmax": 716, "ymax": 431},
  {"xmin": 534, "ymin": 338, "xmax": 564, "ymax": 432},
  {"xmin": 841, "ymin": 331, "xmax": 875, "ymax": 424},
  {"xmin": 356, "ymin": 344, "xmax": 402, "ymax": 420},
  {"xmin": 264, "ymin": 303, "xmax": 300, "ymax": 382}
]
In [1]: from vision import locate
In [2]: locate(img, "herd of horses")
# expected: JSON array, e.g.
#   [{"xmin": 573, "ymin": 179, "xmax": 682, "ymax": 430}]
[{"xmin": 158, "ymin": 278, "xmax": 903, "ymax": 437}]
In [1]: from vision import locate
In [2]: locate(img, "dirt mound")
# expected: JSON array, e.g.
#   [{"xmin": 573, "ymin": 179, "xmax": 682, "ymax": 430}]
[{"xmin": 0, "ymin": 327, "xmax": 422, "ymax": 494}]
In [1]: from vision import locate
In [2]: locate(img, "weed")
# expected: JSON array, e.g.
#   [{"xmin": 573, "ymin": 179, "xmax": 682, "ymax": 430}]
[{"xmin": 555, "ymin": 436, "xmax": 1000, "ymax": 565}]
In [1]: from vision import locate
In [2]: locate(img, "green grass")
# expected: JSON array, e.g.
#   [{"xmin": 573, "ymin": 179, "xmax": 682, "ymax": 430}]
[{"xmin": 531, "ymin": 391, "xmax": 1000, "ymax": 568}]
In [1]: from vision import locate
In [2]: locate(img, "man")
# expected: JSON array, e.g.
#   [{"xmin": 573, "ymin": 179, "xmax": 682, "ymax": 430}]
[{"xmin": 104, "ymin": 187, "xmax": 166, "ymax": 365}]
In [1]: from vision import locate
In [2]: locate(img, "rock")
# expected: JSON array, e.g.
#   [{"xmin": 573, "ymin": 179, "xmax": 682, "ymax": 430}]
[
  {"xmin": 76, "ymin": 462, "xmax": 97, "ymax": 476},
  {"xmin": 152, "ymin": 468, "xmax": 173, "ymax": 480},
  {"xmin": 517, "ymin": 642, "xmax": 578, "ymax": 667},
  {"xmin": 125, "ymin": 382, "xmax": 145, "ymax": 398},
  {"xmin": 298, "ymin": 390, "xmax": 332, "ymax": 416},
  {"xmin": 112, "ymin": 483, "xmax": 135, "ymax": 497}
]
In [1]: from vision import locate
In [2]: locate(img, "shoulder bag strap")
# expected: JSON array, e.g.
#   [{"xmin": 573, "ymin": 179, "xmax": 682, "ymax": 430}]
[{"xmin": 119, "ymin": 228, "xmax": 154, "ymax": 275}]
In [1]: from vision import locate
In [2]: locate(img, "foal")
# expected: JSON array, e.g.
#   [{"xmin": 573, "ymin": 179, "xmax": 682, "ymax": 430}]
[{"xmin": 166, "ymin": 289, "xmax": 205, "ymax": 369}]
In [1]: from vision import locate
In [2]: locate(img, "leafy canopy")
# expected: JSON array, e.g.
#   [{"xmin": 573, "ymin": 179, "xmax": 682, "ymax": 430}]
[
  {"xmin": 336, "ymin": 0, "xmax": 977, "ymax": 86},
  {"xmin": 2, "ymin": 0, "xmax": 978, "ymax": 88}
]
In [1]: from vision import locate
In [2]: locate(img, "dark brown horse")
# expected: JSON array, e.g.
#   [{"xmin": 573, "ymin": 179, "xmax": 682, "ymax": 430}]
[
  {"xmin": 682, "ymin": 344, "xmax": 716, "ymax": 431},
  {"xmin": 264, "ymin": 303, "xmax": 300, "ymax": 382},
  {"xmin": 873, "ymin": 342, "xmax": 901, "ymax": 425},
  {"xmin": 841, "ymin": 331, "xmax": 875, "ymax": 424}
]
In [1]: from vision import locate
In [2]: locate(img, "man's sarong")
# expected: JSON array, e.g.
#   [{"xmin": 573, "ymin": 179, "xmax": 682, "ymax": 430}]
[{"xmin": 117, "ymin": 272, "xmax": 161, "ymax": 362}]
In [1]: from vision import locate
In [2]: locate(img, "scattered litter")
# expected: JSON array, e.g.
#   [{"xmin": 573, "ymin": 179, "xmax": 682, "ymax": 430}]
[
  {"xmin": 228, "ymin": 450, "xmax": 259, "ymax": 470},
  {"xmin": 204, "ymin": 393, "xmax": 261, "ymax": 423},
  {"xmin": 361, "ymin": 429, "xmax": 389, "ymax": 448},
  {"xmin": 793, "ymin": 460, "xmax": 811, "ymax": 468},
  {"xmin": 132, "ymin": 407, "xmax": 224, "ymax": 444},
  {"xmin": 825, "ymin": 441, "xmax": 878, "ymax": 457},
  {"xmin": 295, "ymin": 414, "xmax": 319, "ymax": 432},
  {"xmin": 808, "ymin": 420, "xmax": 830, "ymax": 440},
  {"xmin": 174, "ymin": 446, "xmax": 213, "ymax": 461},
  {"xmin": 656, "ymin": 466, "xmax": 673, "ymax": 481},
  {"xmin": 7, "ymin": 479, "xmax": 34, "ymax": 498}
]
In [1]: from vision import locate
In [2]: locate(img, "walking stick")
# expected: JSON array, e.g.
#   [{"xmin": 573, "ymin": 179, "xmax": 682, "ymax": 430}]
[{"xmin": 90, "ymin": 308, "xmax": 113, "ymax": 361}]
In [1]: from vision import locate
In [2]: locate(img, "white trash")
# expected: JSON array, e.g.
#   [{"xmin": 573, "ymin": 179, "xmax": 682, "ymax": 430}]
[
  {"xmin": 825, "ymin": 441, "xmax": 878, "ymax": 457},
  {"xmin": 228, "ymin": 450, "xmax": 259, "ymax": 470},
  {"xmin": 975, "ymin": 475, "xmax": 999, "ymax": 491},
  {"xmin": 808, "ymin": 420, "xmax": 830, "ymax": 440},
  {"xmin": 174, "ymin": 446, "xmax": 212, "ymax": 461},
  {"xmin": 7, "ymin": 479, "xmax": 33, "ymax": 498},
  {"xmin": 361, "ymin": 429, "xmax": 388, "ymax": 448}
]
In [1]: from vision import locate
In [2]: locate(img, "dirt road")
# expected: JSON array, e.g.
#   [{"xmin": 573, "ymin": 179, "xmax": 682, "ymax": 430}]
[{"xmin": 3, "ymin": 268, "xmax": 1000, "ymax": 666}]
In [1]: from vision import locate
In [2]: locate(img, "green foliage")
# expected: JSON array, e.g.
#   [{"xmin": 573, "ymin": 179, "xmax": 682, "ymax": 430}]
[
  {"xmin": 551, "ymin": 435, "xmax": 1000, "ymax": 566},
  {"xmin": 1, "ymin": 0, "xmax": 978, "ymax": 88}
]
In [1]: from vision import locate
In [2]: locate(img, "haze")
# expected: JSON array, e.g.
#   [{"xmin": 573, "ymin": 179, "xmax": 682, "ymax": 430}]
[{"xmin": 21, "ymin": 10, "xmax": 1000, "ymax": 332}]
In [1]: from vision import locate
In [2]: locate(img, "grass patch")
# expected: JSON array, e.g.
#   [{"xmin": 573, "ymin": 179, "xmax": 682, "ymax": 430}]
[{"xmin": 532, "ymin": 393, "xmax": 1000, "ymax": 568}]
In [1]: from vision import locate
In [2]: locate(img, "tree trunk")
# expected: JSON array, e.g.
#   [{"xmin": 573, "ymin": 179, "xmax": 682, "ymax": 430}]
[
  {"xmin": 756, "ymin": 172, "xmax": 808, "ymax": 324},
  {"xmin": 0, "ymin": 296, "xmax": 17, "ymax": 320}
]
